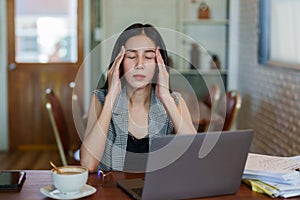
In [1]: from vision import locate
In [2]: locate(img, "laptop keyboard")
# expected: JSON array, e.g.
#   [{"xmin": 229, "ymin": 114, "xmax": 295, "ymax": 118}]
[{"xmin": 132, "ymin": 188, "xmax": 143, "ymax": 196}]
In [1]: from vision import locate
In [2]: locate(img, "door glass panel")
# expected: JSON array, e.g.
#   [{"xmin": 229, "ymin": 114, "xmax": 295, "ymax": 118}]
[{"xmin": 15, "ymin": 0, "xmax": 78, "ymax": 63}]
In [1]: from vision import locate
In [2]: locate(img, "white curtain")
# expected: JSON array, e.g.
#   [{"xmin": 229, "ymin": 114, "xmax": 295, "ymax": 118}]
[{"xmin": 270, "ymin": 0, "xmax": 300, "ymax": 64}]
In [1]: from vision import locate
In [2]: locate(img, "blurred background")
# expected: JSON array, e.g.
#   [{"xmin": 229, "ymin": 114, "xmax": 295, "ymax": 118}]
[{"xmin": 1, "ymin": 0, "xmax": 300, "ymax": 169}]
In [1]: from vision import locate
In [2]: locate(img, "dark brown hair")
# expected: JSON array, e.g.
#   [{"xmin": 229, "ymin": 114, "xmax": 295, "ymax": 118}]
[{"xmin": 100, "ymin": 23, "xmax": 169, "ymax": 89}]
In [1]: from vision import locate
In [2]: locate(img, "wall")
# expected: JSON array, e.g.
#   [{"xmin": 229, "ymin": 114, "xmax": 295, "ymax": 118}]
[
  {"xmin": 237, "ymin": 0, "xmax": 300, "ymax": 156},
  {"xmin": 0, "ymin": 0, "xmax": 8, "ymax": 151},
  {"xmin": 102, "ymin": 0, "xmax": 179, "ymax": 38},
  {"xmin": 227, "ymin": 0, "xmax": 239, "ymax": 90}
]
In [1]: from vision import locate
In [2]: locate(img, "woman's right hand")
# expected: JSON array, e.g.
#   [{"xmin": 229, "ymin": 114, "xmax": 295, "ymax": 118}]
[{"xmin": 107, "ymin": 46, "xmax": 125, "ymax": 100}]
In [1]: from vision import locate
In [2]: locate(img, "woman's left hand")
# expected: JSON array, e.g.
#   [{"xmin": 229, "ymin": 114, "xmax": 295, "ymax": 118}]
[{"xmin": 155, "ymin": 48, "xmax": 171, "ymax": 101}]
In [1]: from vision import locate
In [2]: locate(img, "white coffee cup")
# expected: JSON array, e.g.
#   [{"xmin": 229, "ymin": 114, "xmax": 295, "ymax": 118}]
[{"xmin": 51, "ymin": 165, "xmax": 88, "ymax": 194}]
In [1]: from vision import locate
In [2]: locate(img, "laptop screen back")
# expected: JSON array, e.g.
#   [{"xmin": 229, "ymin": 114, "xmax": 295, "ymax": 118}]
[{"xmin": 140, "ymin": 130, "xmax": 253, "ymax": 200}]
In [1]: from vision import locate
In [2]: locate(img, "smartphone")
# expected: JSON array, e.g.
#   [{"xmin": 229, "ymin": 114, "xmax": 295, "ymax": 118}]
[{"xmin": 0, "ymin": 171, "xmax": 26, "ymax": 191}]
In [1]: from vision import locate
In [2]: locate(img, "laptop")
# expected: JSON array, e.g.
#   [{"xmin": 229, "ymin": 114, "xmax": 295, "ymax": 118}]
[{"xmin": 117, "ymin": 129, "xmax": 253, "ymax": 200}]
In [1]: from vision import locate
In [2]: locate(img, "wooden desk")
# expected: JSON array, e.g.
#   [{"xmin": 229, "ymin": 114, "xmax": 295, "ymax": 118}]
[{"xmin": 1, "ymin": 170, "xmax": 299, "ymax": 200}]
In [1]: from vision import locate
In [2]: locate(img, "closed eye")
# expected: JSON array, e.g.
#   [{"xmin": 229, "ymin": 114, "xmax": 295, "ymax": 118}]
[
  {"xmin": 145, "ymin": 56, "xmax": 155, "ymax": 60},
  {"xmin": 145, "ymin": 53, "xmax": 155, "ymax": 60},
  {"xmin": 125, "ymin": 54, "xmax": 136, "ymax": 59},
  {"xmin": 126, "ymin": 56, "xmax": 136, "ymax": 59}
]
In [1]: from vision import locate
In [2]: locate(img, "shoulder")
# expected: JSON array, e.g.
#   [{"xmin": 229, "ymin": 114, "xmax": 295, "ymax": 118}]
[
  {"xmin": 93, "ymin": 89, "xmax": 108, "ymax": 104},
  {"xmin": 170, "ymin": 91, "xmax": 182, "ymax": 106},
  {"xmin": 93, "ymin": 88, "xmax": 108, "ymax": 95}
]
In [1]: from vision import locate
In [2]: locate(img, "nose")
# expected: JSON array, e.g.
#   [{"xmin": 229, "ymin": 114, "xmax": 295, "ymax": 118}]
[{"xmin": 135, "ymin": 57, "xmax": 144, "ymax": 70}]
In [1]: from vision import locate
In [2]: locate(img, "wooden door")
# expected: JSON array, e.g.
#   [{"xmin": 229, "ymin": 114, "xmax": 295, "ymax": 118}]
[{"xmin": 7, "ymin": 0, "xmax": 83, "ymax": 150}]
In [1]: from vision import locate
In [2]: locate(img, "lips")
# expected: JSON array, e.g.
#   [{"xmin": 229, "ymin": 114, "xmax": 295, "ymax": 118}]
[{"xmin": 133, "ymin": 74, "xmax": 146, "ymax": 80}]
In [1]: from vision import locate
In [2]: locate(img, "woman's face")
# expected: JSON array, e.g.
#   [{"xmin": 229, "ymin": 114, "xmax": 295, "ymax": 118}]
[{"xmin": 123, "ymin": 34, "xmax": 156, "ymax": 89}]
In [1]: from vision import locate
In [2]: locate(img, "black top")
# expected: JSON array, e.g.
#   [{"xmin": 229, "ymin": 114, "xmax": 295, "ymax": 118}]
[
  {"xmin": 123, "ymin": 132, "xmax": 149, "ymax": 172},
  {"xmin": 126, "ymin": 132, "xmax": 149, "ymax": 153}
]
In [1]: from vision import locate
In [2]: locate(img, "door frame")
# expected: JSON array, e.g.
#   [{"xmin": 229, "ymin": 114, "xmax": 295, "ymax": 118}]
[{"xmin": 0, "ymin": 0, "xmax": 8, "ymax": 151}]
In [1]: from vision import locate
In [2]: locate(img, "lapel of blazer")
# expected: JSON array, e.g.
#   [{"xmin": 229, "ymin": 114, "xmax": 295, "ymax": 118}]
[
  {"xmin": 148, "ymin": 89, "xmax": 168, "ymax": 144},
  {"xmin": 111, "ymin": 88, "xmax": 128, "ymax": 171}
]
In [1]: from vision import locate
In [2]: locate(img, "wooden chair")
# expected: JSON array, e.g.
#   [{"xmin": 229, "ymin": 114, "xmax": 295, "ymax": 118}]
[
  {"xmin": 203, "ymin": 84, "xmax": 221, "ymax": 112},
  {"xmin": 217, "ymin": 90, "xmax": 242, "ymax": 131},
  {"xmin": 197, "ymin": 85, "xmax": 221, "ymax": 132},
  {"xmin": 45, "ymin": 88, "xmax": 80, "ymax": 166}
]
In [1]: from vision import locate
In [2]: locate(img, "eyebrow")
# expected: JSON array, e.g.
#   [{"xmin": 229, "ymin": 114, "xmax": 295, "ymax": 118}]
[{"xmin": 125, "ymin": 49, "xmax": 155, "ymax": 53}]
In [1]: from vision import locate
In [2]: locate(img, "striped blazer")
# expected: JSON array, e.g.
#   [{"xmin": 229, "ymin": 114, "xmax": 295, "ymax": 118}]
[{"xmin": 93, "ymin": 87, "xmax": 180, "ymax": 171}]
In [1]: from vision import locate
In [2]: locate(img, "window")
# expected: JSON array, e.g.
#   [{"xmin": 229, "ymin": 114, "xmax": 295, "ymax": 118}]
[
  {"xmin": 258, "ymin": 0, "xmax": 300, "ymax": 70},
  {"xmin": 15, "ymin": 0, "xmax": 78, "ymax": 63}
]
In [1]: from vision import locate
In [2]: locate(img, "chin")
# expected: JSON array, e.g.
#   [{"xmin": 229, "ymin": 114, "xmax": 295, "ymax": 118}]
[{"xmin": 128, "ymin": 82, "xmax": 151, "ymax": 90}]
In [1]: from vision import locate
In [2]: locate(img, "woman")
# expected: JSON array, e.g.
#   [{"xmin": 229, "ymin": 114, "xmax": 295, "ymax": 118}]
[{"xmin": 80, "ymin": 23, "xmax": 196, "ymax": 172}]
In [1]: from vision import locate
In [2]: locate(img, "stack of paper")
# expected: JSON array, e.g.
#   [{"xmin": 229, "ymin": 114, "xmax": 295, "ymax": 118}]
[{"xmin": 243, "ymin": 153, "xmax": 300, "ymax": 198}]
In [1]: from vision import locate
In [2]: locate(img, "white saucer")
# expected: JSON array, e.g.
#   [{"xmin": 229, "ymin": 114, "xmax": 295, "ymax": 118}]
[{"xmin": 40, "ymin": 184, "xmax": 96, "ymax": 200}]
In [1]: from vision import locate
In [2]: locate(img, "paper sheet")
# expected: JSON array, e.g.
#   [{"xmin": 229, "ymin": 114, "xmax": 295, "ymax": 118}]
[{"xmin": 244, "ymin": 153, "xmax": 300, "ymax": 174}]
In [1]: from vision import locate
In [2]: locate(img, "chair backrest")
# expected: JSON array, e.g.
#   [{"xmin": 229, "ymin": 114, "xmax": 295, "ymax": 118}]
[
  {"xmin": 203, "ymin": 84, "xmax": 221, "ymax": 111},
  {"xmin": 45, "ymin": 88, "xmax": 69, "ymax": 166},
  {"xmin": 69, "ymin": 82, "xmax": 86, "ymax": 140},
  {"xmin": 218, "ymin": 90, "xmax": 242, "ymax": 131}
]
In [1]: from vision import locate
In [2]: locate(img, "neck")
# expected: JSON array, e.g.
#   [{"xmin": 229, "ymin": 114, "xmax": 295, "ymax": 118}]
[{"xmin": 126, "ymin": 84, "xmax": 152, "ymax": 107}]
